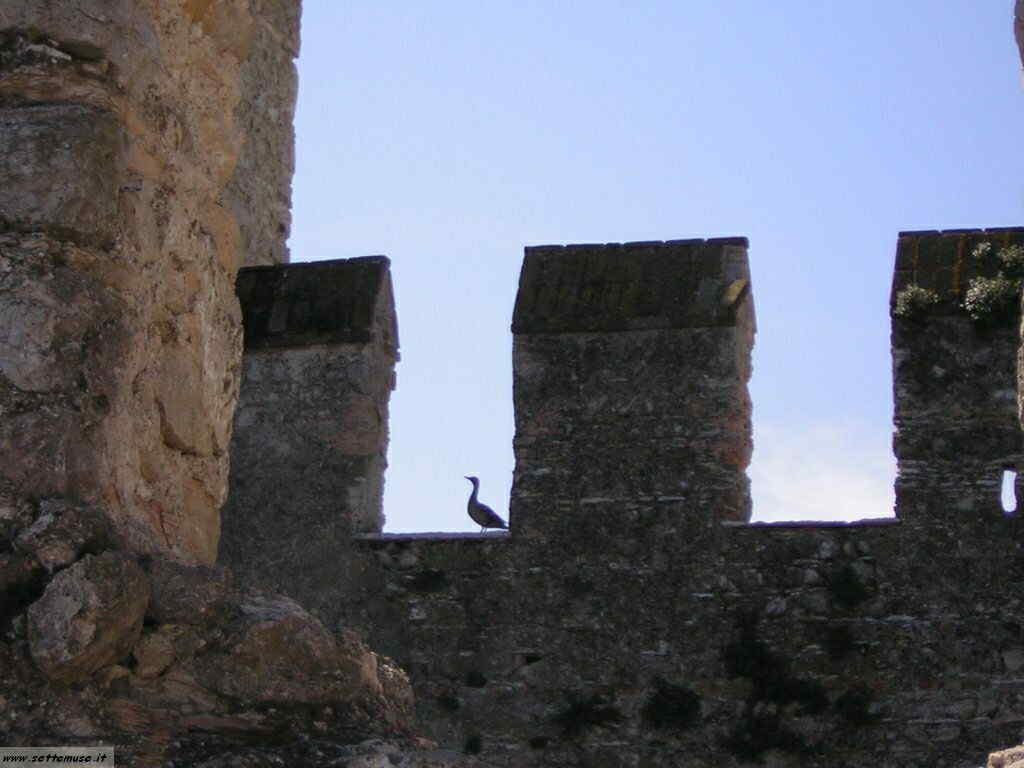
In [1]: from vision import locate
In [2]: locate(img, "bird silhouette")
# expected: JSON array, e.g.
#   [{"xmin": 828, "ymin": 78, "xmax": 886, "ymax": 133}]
[{"xmin": 464, "ymin": 476, "xmax": 508, "ymax": 533}]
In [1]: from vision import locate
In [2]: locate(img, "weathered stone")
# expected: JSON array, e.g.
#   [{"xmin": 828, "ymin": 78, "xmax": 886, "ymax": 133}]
[
  {"xmin": 193, "ymin": 591, "xmax": 382, "ymax": 704},
  {"xmin": 179, "ymin": 739, "xmax": 487, "ymax": 768},
  {"xmin": 14, "ymin": 499, "xmax": 111, "ymax": 573},
  {"xmin": 0, "ymin": 481, "xmax": 34, "ymax": 544},
  {"xmin": 132, "ymin": 626, "xmax": 177, "ymax": 679},
  {"xmin": 511, "ymin": 239, "xmax": 755, "ymax": 532},
  {"xmin": 0, "ymin": 552, "xmax": 45, "ymax": 619},
  {"xmin": 893, "ymin": 230, "xmax": 1024, "ymax": 528},
  {"xmin": 0, "ymin": 0, "xmax": 299, "ymax": 565},
  {"xmin": 1003, "ymin": 647, "xmax": 1024, "ymax": 673},
  {"xmin": 0, "ymin": 104, "xmax": 125, "ymax": 245},
  {"xmin": 28, "ymin": 552, "xmax": 149, "ymax": 682},
  {"xmin": 511, "ymin": 239, "xmax": 751, "ymax": 332},
  {"xmin": 991, "ymin": 744, "xmax": 1024, "ymax": 768},
  {"xmin": 1016, "ymin": 0, "xmax": 1024, "ymax": 72},
  {"xmin": 145, "ymin": 557, "xmax": 233, "ymax": 626}
]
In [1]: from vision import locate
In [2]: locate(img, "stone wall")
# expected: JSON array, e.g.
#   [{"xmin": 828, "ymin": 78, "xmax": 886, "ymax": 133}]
[
  {"xmin": 223, "ymin": 233, "xmax": 1024, "ymax": 766},
  {"xmin": 220, "ymin": 256, "xmax": 399, "ymax": 605},
  {"xmin": 0, "ymin": 0, "xmax": 298, "ymax": 564}
]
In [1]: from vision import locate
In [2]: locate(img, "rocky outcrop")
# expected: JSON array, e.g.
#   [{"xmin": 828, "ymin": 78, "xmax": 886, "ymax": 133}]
[
  {"xmin": 0, "ymin": 494, "xmax": 431, "ymax": 763},
  {"xmin": 1, "ymin": 524, "xmax": 431, "ymax": 763}
]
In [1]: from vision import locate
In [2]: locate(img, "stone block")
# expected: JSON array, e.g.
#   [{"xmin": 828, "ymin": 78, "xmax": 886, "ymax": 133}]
[
  {"xmin": 0, "ymin": 104, "xmax": 125, "ymax": 245},
  {"xmin": 512, "ymin": 238, "xmax": 751, "ymax": 333},
  {"xmin": 14, "ymin": 499, "xmax": 111, "ymax": 574},
  {"xmin": 236, "ymin": 256, "xmax": 398, "ymax": 350},
  {"xmin": 144, "ymin": 557, "xmax": 233, "ymax": 627}
]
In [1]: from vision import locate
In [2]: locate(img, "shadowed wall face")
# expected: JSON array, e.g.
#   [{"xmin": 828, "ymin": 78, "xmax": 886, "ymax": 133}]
[{"xmin": 510, "ymin": 239, "xmax": 756, "ymax": 539}]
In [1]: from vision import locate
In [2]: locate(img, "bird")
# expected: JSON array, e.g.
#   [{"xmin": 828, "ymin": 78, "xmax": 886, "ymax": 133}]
[{"xmin": 464, "ymin": 476, "xmax": 509, "ymax": 533}]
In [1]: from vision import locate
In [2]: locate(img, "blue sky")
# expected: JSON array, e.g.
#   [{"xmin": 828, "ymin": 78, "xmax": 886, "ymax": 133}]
[{"xmin": 289, "ymin": 2, "xmax": 1024, "ymax": 531}]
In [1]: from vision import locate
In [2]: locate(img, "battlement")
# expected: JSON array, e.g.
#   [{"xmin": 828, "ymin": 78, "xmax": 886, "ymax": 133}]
[{"xmin": 216, "ymin": 232, "xmax": 1024, "ymax": 766}]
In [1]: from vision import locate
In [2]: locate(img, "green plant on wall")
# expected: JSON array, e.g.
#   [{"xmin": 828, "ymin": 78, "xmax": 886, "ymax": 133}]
[
  {"xmin": 998, "ymin": 243, "xmax": 1024, "ymax": 278},
  {"xmin": 893, "ymin": 284, "xmax": 939, "ymax": 320},
  {"xmin": 895, "ymin": 241, "xmax": 1024, "ymax": 323},
  {"xmin": 964, "ymin": 241, "xmax": 1023, "ymax": 323},
  {"xmin": 963, "ymin": 275, "xmax": 1019, "ymax": 322}
]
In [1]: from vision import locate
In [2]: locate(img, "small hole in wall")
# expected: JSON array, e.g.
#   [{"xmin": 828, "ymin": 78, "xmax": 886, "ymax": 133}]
[{"xmin": 1001, "ymin": 469, "xmax": 1018, "ymax": 515}]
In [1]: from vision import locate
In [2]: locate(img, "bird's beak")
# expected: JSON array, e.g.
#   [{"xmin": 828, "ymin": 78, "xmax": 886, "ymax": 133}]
[{"xmin": 463, "ymin": 476, "xmax": 470, "ymax": 481}]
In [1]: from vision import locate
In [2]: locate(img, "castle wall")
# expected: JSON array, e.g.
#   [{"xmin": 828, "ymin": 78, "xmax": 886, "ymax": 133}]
[
  {"xmin": 222, "ymin": 232, "xmax": 1024, "ymax": 766},
  {"xmin": 219, "ymin": 257, "xmax": 398, "ymax": 601},
  {"xmin": 0, "ymin": 1, "xmax": 299, "ymax": 563}
]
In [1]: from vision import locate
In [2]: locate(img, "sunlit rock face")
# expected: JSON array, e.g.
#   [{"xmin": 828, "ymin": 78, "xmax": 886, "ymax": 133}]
[{"xmin": 0, "ymin": 0, "xmax": 298, "ymax": 563}]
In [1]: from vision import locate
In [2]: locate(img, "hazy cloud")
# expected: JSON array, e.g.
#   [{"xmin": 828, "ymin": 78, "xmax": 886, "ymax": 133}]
[{"xmin": 749, "ymin": 421, "xmax": 896, "ymax": 522}]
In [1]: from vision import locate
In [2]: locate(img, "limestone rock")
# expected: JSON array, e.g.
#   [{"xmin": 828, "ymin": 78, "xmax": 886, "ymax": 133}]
[
  {"xmin": 990, "ymin": 744, "xmax": 1024, "ymax": 768},
  {"xmin": 132, "ymin": 626, "xmax": 178, "ymax": 679},
  {"xmin": 28, "ymin": 552, "xmax": 149, "ymax": 682},
  {"xmin": 145, "ymin": 557, "xmax": 233, "ymax": 626},
  {"xmin": 0, "ymin": 103, "xmax": 125, "ymax": 246},
  {"xmin": 194, "ymin": 591, "xmax": 382, "ymax": 704},
  {"xmin": 14, "ymin": 499, "xmax": 111, "ymax": 573},
  {"xmin": 377, "ymin": 653, "xmax": 416, "ymax": 716}
]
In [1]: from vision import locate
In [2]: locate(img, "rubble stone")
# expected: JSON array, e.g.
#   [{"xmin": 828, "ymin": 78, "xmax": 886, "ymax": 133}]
[{"xmin": 27, "ymin": 552, "xmax": 149, "ymax": 682}]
